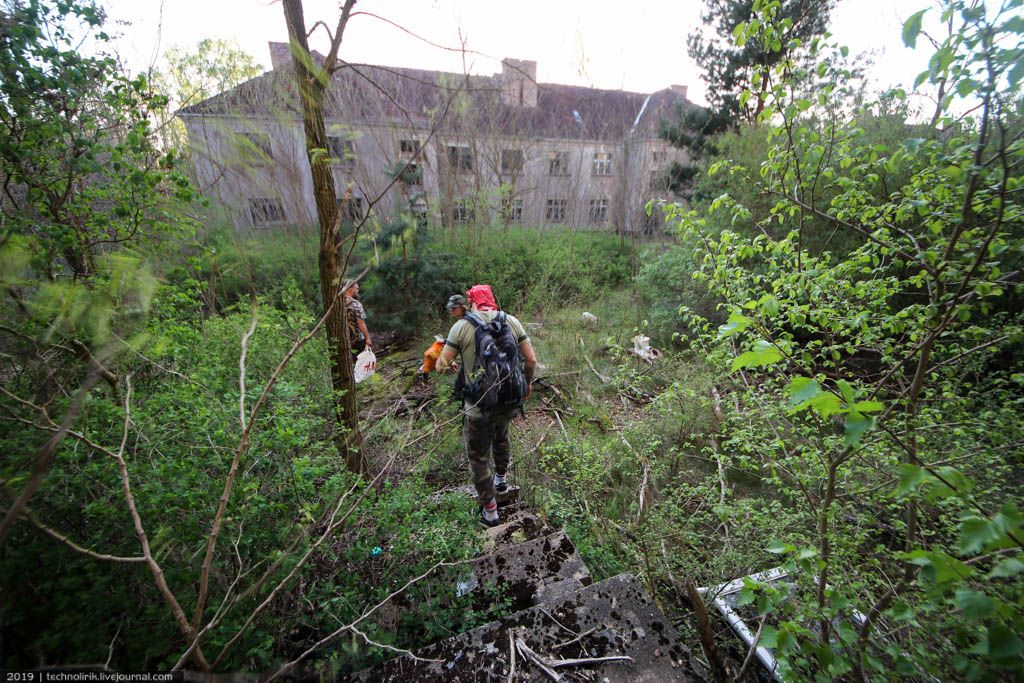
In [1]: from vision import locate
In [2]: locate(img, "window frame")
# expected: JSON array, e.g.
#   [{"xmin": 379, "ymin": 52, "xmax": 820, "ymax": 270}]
[
  {"xmin": 249, "ymin": 197, "xmax": 286, "ymax": 226},
  {"xmin": 500, "ymin": 148, "xmax": 524, "ymax": 175},
  {"xmin": 327, "ymin": 136, "xmax": 356, "ymax": 170},
  {"xmin": 547, "ymin": 150, "xmax": 570, "ymax": 176},
  {"xmin": 453, "ymin": 199, "xmax": 475, "ymax": 224},
  {"xmin": 336, "ymin": 195, "xmax": 365, "ymax": 223},
  {"xmin": 589, "ymin": 198, "xmax": 609, "ymax": 223},
  {"xmin": 592, "ymin": 151, "xmax": 613, "ymax": 176},
  {"xmin": 447, "ymin": 145, "xmax": 474, "ymax": 173},
  {"xmin": 238, "ymin": 132, "xmax": 273, "ymax": 164},
  {"xmin": 399, "ymin": 138, "xmax": 421, "ymax": 156},
  {"xmin": 545, "ymin": 198, "xmax": 567, "ymax": 222},
  {"xmin": 502, "ymin": 196, "xmax": 524, "ymax": 223}
]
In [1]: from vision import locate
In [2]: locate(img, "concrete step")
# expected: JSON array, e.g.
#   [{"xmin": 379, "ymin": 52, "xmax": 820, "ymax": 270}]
[
  {"xmin": 354, "ymin": 573, "xmax": 706, "ymax": 681},
  {"xmin": 483, "ymin": 510, "xmax": 554, "ymax": 551},
  {"xmin": 462, "ymin": 531, "xmax": 591, "ymax": 614}
]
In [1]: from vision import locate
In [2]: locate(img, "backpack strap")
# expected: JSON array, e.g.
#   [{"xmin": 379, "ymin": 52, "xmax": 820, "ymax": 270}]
[{"xmin": 463, "ymin": 312, "xmax": 485, "ymax": 329}]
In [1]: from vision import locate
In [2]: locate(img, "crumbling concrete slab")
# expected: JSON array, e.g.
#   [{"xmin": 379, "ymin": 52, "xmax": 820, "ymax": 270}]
[
  {"xmin": 483, "ymin": 511, "xmax": 554, "ymax": 551},
  {"xmin": 353, "ymin": 573, "xmax": 706, "ymax": 682},
  {"xmin": 533, "ymin": 577, "xmax": 585, "ymax": 605},
  {"xmin": 466, "ymin": 531, "xmax": 591, "ymax": 613}
]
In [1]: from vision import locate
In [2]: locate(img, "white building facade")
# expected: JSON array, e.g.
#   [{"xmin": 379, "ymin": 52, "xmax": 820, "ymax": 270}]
[{"xmin": 180, "ymin": 44, "xmax": 695, "ymax": 234}]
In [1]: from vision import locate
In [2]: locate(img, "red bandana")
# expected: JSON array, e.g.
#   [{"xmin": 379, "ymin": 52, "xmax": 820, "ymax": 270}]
[{"xmin": 466, "ymin": 284, "xmax": 498, "ymax": 311}]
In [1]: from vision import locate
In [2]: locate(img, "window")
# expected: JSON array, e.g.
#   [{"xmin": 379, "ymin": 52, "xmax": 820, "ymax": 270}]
[
  {"xmin": 589, "ymin": 198, "xmax": 608, "ymax": 223},
  {"xmin": 502, "ymin": 197, "xmax": 523, "ymax": 223},
  {"xmin": 649, "ymin": 170, "xmax": 669, "ymax": 192},
  {"xmin": 545, "ymin": 198, "xmax": 567, "ymax": 222},
  {"xmin": 641, "ymin": 209, "xmax": 662, "ymax": 233},
  {"xmin": 548, "ymin": 151, "xmax": 569, "ymax": 176},
  {"xmin": 453, "ymin": 199, "xmax": 475, "ymax": 223},
  {"xmin": 399, "ymin": 162, "xmax": 423, "ymax": 187},
  {"xmin": 249, "ymin": 197, "xmax": 285, "ymax": 226},
  {"xmin": 327, "ymin": 136, "xmax": 355, "ymax": 169},
  {"xmin": 238, "ymin": 132, "xmax": 272, "ymax": 163},
  {"xmin": 411, "ymin": 196, "xmax": 429, "ymax": 227},
  {"xmin": 336, "ymin": 196, "xmax": 364, "ymax": 223},
  {"xmin": 447, "ymin": 145, "xmax": 473, "ymax": 173},
  {"xmin": 501, "ymin": 149, "xmax": 524, "ymax": 174},
  {"xmin": 399, "ymin": 139, "xmax": 421, "ymax": 156},
  {"xmin": 592, "ymin": 152, "xmax": 613, "ymax": 176}
]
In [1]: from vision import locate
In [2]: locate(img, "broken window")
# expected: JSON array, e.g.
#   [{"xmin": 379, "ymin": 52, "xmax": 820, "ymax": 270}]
[
  {"xmin": 545, "ymin": 198, "xmax": 567, "ymax": 222},
  {"xmin": 447, "ymin": 145, "xmax": 473, "ymax": 173},
  {"xmin": 501, "ymin": 149, "xmax": 524, "ymax": 174},
  {"xmin": 548, "ymin": 151, "xmax": 569, "ymax": 176},
  {"xmin": 249, "ymin": 197, "xmax": 285, "ymax": 226}
]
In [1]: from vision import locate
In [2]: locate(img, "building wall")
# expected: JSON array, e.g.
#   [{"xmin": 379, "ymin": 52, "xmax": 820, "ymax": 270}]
[{"xmin": 181, "ymin": 102, "xmax": 690, "ymax": 233}]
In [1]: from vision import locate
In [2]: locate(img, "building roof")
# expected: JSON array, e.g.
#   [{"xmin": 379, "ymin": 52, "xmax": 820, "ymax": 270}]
[{"xmin": 180, "ymin": 46, "xmax": 695, "ymax": 142}]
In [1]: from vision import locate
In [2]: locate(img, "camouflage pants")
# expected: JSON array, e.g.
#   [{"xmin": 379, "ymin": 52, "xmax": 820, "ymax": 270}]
[{"xmin": 463, "ymin": 407, "xmax": 517, "ymax": 506}]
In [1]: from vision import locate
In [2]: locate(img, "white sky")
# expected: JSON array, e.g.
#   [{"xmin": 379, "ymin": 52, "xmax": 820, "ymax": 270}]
[{"xmin": 100, "ymin": 0, "xmax": 939, "ymax": 108}]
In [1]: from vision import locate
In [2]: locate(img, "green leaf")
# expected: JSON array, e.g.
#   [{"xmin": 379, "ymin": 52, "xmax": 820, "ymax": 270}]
[
  {"xmin": 988, "ymin": 624, "xmax": 1024, "ymax": 666},
  {"xmin": 954, "ymin": 588, "xmax": 995, "ymax": 619},
  {"xmin": 759, "ymin": 625, "xmax": 779, "ymax": 648},
  {"xmin": 718, "ymin": 312, "xmax": 751, "ymax": 338},
  {"xmin": 902, "ymin": 10, "xmax": 927, "ymax": 48},
  {"xmin": 905, "ymin": 550, "xmax": 975, "ymax": 584},
  {"xmin": 1009, "ymin": 58, "xmax": 1024, "ymax": 88},
  {"xmin": 766, "ymin": 540, "xmax": 791, "ymax": 554},
  {"xmin": 852, "ymin": 400, "xmax": 883, "ymax": 413},
  {"xmin": 735, "ymin": 586, "xmax": 756, "ymax": 606},
  {"xmin": 844, "ymin": 412, "xmax": 875, "ymax": 446},
  {"xmin": 989, "ymin": 557, "xmax": 1024, "ymax": 579},
  {"xmin": 958, "ymin": 515, "xmax": 997, "ymax": 554},
  {"xmin": 732, "ymin": 341, "xmax": 783, "ymax": 371},
  {"xmin": 837, "ymin": 379, "xmax": 857, "ymax": 405},
  {"xmin": 896, "ymin": 464, "xmax": 928, "ymax": 496},
  {"xmin": 808, "ymin": 393, "xmax": 844, "ymax": 418},
  {"xmin": 787, "ymin": 377, "xmax": 820, "ymax": 405}
]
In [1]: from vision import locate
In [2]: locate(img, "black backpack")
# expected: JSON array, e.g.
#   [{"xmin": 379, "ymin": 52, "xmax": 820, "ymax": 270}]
[{"xmin": 462, "ymin": 312, "xmax": 528, "ymax": 412}]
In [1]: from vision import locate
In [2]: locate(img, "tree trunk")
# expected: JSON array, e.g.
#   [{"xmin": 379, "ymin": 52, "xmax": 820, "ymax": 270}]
[{"xmin": 282, "ymin": 0, "xmax": 365, "ymax": 474}]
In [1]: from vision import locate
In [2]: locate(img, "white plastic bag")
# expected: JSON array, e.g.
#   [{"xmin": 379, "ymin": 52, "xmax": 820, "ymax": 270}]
[{"xmin": 354, "ymin": 348, "xmax": 377, "ymax": 383}]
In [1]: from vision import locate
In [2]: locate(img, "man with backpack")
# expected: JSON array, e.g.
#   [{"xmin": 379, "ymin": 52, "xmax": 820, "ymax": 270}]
[{"xmin": 437, "ymin": 284, "xmax": 537, "ymax": 527}]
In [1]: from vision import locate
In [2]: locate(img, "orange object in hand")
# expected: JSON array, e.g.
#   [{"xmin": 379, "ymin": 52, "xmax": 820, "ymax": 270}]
[{"xmin": 420, "ymin": 338, "xmax": 446, "ymax": 373}]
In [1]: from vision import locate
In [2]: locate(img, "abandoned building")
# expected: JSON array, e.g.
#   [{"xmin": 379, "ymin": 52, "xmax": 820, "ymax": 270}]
[{"xmin": 180, "ymin": 42, "xmax": 695, "ymax": 233}]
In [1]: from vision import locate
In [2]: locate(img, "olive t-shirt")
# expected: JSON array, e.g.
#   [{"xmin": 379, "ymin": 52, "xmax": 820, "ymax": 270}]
[{"xmin": 445, "ymin": 310, "xmax": 529, "ymax": 387}]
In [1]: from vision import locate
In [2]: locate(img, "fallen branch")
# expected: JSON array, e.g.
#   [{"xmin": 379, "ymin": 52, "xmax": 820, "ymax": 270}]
[
  {"xmin": 516, "ymin": 636, "xmax": 633, "ymax": 680},
  {"xmin": 735, "ymin": 612, "xmax": 769, "ymax": 681},
  {"xmin": 515, "ymin": 638, "xmax": 561, "ymax": 682},
  {"xmin": 550, "ymin": 654, "xmax": 633, "ymax": 668},
  {"xmin": 620, "ymin": 435, "xmax": 651, "ymax": 523},
  {"xmin": 266, "ymin": 557, "xmax": 473, "ymax": 681},
  {"xmin": 685, "ymin": 578, "xmax": 730, "ymax": 683},
  {"xmin": 553, "ymin": 627, "xmax": 597, "ymax": 650},
  {"xmin": 579, "ymin": 338, "xmax": 610, "ymax": 384},
  {"xmin": 506, "ymin": 628, "xmax": 516, "ymax": 683}
]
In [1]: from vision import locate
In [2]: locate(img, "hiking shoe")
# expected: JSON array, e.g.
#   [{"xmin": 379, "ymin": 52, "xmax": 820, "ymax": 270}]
[
  {"xmin": 479, "ymin": 508, "xmax": 500, "ymax": 528},
  {"xmin": 494, "ymin": 474, "xmax": 508, "ymax": 493}
]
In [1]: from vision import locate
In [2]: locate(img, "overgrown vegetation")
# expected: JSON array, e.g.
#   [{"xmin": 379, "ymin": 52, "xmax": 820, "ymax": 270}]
[{"xmin": 2, "ymin": 0, "xmax": 1022, "ymax": 679}]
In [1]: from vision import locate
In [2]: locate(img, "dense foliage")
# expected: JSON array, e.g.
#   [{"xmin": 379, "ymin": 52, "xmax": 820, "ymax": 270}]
[
  {"xmin": 656, "ymin": 0, "xmax": 1024, "ymax": 677},
  {"xmin": 2, "ymin": 0, "xmax": 1022, "ymax": 679}
]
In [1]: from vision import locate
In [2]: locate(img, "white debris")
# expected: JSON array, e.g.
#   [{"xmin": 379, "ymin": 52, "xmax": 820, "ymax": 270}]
[
  {"xmin": 581, "ymin": 311, "xmax": 599, "ymax": 325},
  {"xmin": 631, "ymin": 335, "xmax": 662, "ymax": 364}
]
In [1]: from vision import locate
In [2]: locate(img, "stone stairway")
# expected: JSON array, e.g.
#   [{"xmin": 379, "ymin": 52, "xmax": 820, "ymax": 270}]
[{"xmin": 352, "ymin": 488, "xmax": 707, "ymax": 681}]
